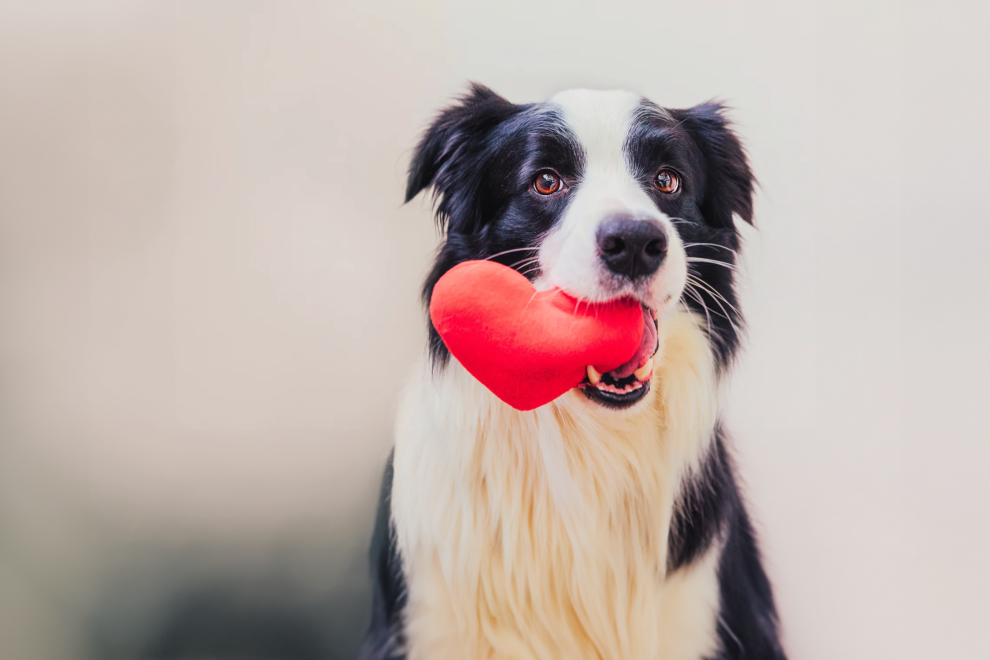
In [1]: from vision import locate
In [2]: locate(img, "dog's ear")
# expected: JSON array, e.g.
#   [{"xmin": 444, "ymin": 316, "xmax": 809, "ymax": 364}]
[
  {"xmin": 671, "ymin": 102, "xmax": 755, "ymax": 227},
  {"xmin": 405, "ymin": 83, "xmax": 518, "ymax": 232}
]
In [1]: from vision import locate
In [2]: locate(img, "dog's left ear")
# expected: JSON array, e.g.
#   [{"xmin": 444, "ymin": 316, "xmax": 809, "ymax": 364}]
[{"xmin": 671, "ymin": 102, "xmax": 755, "ymax": 227}]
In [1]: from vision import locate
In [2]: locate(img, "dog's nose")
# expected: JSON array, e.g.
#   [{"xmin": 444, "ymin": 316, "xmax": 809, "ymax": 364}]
[{"xmin": 596, "ymin": 217, "xmax": 667, "ymax": 279}]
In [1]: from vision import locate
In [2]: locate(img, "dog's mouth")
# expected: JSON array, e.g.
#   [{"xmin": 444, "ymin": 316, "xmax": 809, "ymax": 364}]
[{"xmin": 580, "ymin": 304, "xmax": 659, "ymax": 409}]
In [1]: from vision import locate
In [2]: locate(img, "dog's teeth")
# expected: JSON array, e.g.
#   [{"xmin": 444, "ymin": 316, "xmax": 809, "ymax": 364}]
[
  {"xmin": 587, "ymin": 365, "xmax": 602, "ymax": 385},
  {"xmin": 634, "ymin": 358, "xmax": 653, "ymax": 382}
]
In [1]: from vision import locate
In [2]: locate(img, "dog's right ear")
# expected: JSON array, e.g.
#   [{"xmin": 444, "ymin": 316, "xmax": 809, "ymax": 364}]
[
  {"xmin": 405, "ymin": 83, "xmax": 517, "ymax": 232},
  {"xmin": 670, "ymin": 102, "xmax": 755, "ymax": 229}
]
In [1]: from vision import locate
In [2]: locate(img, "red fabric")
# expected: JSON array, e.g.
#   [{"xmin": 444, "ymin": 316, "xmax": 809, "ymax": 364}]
[{"xmin": 429, "ymin": 260, "xmax": 644, "ymax": 410}]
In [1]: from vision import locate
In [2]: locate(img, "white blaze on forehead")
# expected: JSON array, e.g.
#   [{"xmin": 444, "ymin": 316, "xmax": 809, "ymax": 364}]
[{"xmin": 549, "ymin": 89, "xmax": 642, "ymax": 178}]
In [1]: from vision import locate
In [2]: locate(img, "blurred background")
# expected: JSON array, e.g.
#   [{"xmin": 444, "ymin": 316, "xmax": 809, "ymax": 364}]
[{"xmin": 1, "ymin": 1, "xmax": 988, "ymax": 658}]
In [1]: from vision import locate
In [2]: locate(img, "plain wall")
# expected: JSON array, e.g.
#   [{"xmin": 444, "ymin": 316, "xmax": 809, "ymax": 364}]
[{"xmin": 1, "ymin": 1, "xmax": 988, "ymax": 658}]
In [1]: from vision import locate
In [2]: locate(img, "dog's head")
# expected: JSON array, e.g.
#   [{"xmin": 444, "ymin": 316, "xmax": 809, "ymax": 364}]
[{"xmin": 408, "ymin": 84, "xmax": 754, "ymax": 409}]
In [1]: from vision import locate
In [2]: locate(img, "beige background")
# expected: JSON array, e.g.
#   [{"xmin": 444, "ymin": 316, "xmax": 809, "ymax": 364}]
[{"xmin": 1, "ymin": 1, "xmax": 988, "ymax": 658}]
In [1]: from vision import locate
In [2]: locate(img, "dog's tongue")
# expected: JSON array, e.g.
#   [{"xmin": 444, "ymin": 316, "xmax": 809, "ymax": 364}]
[{"xmin": 609, "ymin": 306, "xmax": 657, "ymax": 379}]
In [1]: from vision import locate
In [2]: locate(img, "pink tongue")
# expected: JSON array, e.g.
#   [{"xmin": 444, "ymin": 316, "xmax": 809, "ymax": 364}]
[{"xmin": 610, "ymin": 307, "xmax": 657, "ymax": 379}]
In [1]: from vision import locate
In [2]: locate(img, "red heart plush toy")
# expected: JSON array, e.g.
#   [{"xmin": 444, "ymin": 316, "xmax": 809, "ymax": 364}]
[{"xmin": 429, "ymin": 260, "xmax": 645, "ymax": 410}]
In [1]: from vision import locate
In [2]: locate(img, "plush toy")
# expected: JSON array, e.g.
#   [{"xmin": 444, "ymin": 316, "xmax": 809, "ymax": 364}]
[{"xmin": 429, "ymin": 260, "xmax": 645, "ymax": 410}]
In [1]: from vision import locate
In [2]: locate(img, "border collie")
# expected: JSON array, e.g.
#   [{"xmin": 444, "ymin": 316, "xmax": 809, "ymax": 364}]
[{"xmin": 360, "ymin": 84, "xmax": 786, "ymax": 660}]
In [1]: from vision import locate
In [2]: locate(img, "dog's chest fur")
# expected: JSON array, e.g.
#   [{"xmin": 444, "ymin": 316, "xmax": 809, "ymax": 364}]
[{"xmin": 391, "ymin": 312, "xmax": 722, "ymax": 660}]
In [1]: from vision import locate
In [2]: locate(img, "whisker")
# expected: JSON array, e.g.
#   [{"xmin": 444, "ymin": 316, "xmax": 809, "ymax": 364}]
[
  {"xmin": 481, "ymin": 247, "xmax": 541, "ymax": 263},
  {"xmin": 682, "ymin": 284, "xmax": 715, "ymax": 338},
  {"xmin": 542, "ymin": 287, "xmax": 568, "ymax": 309},
  {"xmin": 683, "ymin": 242, "xmax": 739, "ymax": 256},
  {"xmin": 517, "ymin": 265, "xmax": 543, "ymax": 279},
  {"xmin": 528, "ymin": 285, "xmax": 566, "ymax": 308},
  {"xmin": 678, "ymin": 295, "xmax": 707, "ymax": 336},
  {"xmin": 574, "ymin": 296, "xmax": 599, "ymax": 318},
  {"xmin": 685, "ymin": 275, "xmax": 735, "ymax": 322},
  {"xmin": 685, "ymin": 274, "xmax": 743, "ymax": 337},
  {"xmin": 508, "ymin": 256, "xmax": 542, "ymax": 270},
  {"xmin": 686, "ymin": 271, "xmax": 742, "ymax": 317},
  {"xmin": 686, "ymin": 257, "xmax": 739, "ymax": 272}
]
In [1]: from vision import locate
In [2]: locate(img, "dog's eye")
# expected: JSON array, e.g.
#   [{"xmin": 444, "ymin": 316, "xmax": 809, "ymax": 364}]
[
  {"xmin": 533, "ymin": 171, "xmax": 561, "ymax": 195},
  {"xmin": 654, "ymin": 169, "xmax": 680, "ymax": 194}
]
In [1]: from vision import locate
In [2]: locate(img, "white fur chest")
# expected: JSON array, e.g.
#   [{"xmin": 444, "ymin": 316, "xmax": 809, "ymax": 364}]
[{"xmin": 390, "ymin": 313, "xmax": 722, "ymax": 660}]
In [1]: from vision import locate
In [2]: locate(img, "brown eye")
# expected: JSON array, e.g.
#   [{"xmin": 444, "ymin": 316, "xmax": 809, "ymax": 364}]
[
  {"xmin": 654, "ymin": 169, "xmax": 680, "ymax": 194},
  {"xmin": 533, "ymin": 171, "xmax": 561, "ymax": 195}
]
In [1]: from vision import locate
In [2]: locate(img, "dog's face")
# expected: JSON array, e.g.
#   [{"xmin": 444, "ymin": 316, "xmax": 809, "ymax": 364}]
[{"xmin": 408, "ymin": 85, "xmax": 754, "ymax": 409}]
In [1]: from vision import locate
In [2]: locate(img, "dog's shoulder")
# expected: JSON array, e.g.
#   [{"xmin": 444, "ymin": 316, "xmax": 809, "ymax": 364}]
[
  {"xmin": 669, "ymin": 424, "xmax": 788, "ymax": 660},
  {"xmin": 359, "ymin": 452, "xmax": 407, "ymax": 660}
]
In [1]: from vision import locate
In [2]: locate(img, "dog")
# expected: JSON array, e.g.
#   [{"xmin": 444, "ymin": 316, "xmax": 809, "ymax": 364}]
[{"xmin": 359, "ymin": 84, "xmax": 787, "ymax": 660}]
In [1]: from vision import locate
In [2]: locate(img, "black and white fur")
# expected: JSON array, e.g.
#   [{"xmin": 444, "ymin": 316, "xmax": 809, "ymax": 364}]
[{"xmin": 360, "ymin": 85, "xmax": 786, "ymax": 660}]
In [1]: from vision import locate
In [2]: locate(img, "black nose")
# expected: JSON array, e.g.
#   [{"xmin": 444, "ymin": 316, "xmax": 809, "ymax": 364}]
[{"xmin": 596, "ymin": 217, "xmax": 668, "ymax": 279}]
